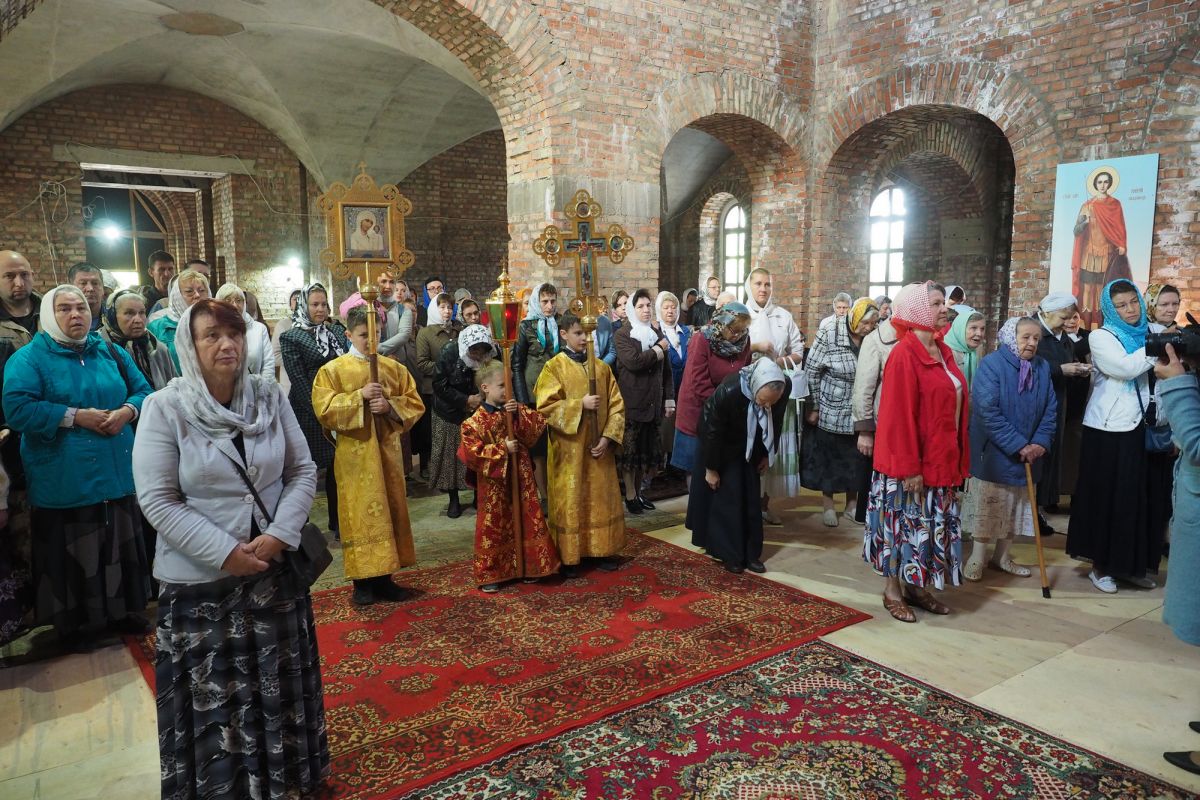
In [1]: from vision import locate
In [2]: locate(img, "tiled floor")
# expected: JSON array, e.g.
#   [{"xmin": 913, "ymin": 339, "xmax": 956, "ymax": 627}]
[{"xmin": 1, "ymin": 489, "xmax": 1197, "ymax": 798}]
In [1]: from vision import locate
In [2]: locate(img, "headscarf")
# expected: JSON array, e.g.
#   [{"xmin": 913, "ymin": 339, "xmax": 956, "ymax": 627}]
[
  {"xmin": 890, "ymin": 281, "xmax": 938, "ymax": 336},
  {"xmin": 655, "ymin": 291, "xmax": 684, "ymax": 356},
  {"xmin": 215, "ymin": 283, "xmax": 257, "ymax": 327},
  {"xmin": 944, "ymin": 304, "xmax": 982, "ymax": 386},
  {"xmin": 1144, "ymin": 283, "xmax": 1179, "ymax": 328},
  {"xmin": 945, "ymin": 284, "xmax": 964, "ymax": 304},
  {"xmin": 427, "ymin": 292, "xmax": 451, "ymax": 327},
  {"xmin": 1039, "ymin": 292, "xmax": 1077, "ymax": 314},
  {"xmin": 738, "ymin": 358, "xmax": 786, "ymax": 465},
  {"xmin": 683, "ymin": 289, "xmax": 698, "ymax": 308},
  {"xmin": 701, "ymin": 279, "xmax": 718, "ymax": 307},
  {"xmin": 849, "ymin": 297, "xmax": 878, "ymax": 334},
  {"xmin": 1100, "ymin": 278, "xmax": 1148, "ymax": 354},
  {"xmin": 164, "ymin": 276, "xmax": 189, "ymax": 322},
  {"xmin": 291, "ymin": 282, "xmax": 346, "ymax": 359},
  {"xmin": 169, "ymin": 302, "xmax": 279, "ymax": 440},
  {"xmin": 626, "ymin": 293, "xmax": 660, "ymax": 351},
  {"xmin": 102, "ymin": 289, "xmax": 162, "ymax": 381},
  {"xmin": 703, "ymin": 302, "xmax": 750, "ymax": 359},
  {"xmin": 744, "ymin": 271, "xmax": 779, "ymax": 347},
  {"xmin": 454, "ymin": 288, "xmax": 473, "ymax": 322},
  {"xmin": 40, "ymin": 285, "xmax": 90, "ymax": 348},
  {"xmin": 525, "ymin": 282, "xmax": 559, "ymax": 353},
  {"xmin": 458, "ymin": 324, "xmax": 496, "ymax": 369},
  {"xmin": 998, "ymin": 317, "xmax": 1035, "ymax": 394}
]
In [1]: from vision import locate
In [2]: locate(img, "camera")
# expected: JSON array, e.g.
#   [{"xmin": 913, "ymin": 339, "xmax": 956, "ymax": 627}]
[{"xmin": 1146, "ymin": 313, "xmax": 1200, "ymax": 359}]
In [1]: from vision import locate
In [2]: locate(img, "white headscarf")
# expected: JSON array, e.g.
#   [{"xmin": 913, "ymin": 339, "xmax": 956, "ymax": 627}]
[
  {"xmin": 40, "ymin": 285, "xmax": 90, "ymax": 347},
  {"xmin": 744, "ymin": 271, "xmax": 777, "ymax": 346},
  {"xmin": 165, "ymin": 277, "xmax": 189, "ymax": 323},
  {"xmin": 215, "ymin": 283, "xmax": 256, "ymax": 326},
  {"xmin": 169, "ymin": 302, "xmax": 280, "ymax": 440},
  {"xmin": 458, "ymin": 324, "xmax": 496, "ymax": 369},
  {"xmin": 525, "ymin": 282, "xmax": 559, "ymax": 352},
  {"xmin": 738, "ymin": 358, "xmax": 786, "ymax": 465},
  {"xmin": 655, "ymin": 291, "xmax": 683, "ymax": 356},
  {"xmin": 626, "ymin": 291, "xmax": 660, "ymax": 351},
  {"xmin": 427, "ymin": 292, "xmax": 451, "ymax": 327},
  {"xmin": 1039, "ymin": 292, "xmax": 1077, "ymax": 313}
]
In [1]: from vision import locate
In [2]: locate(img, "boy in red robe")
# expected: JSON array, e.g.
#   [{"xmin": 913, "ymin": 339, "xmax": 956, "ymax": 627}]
[{"xmin": 459, "ymin": 360, "xmax": 561, "ymax": 592}]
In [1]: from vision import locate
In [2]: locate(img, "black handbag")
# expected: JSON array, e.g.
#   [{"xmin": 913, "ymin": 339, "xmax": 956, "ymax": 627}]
[{"xmin": 224, "ymin": 455, "xmax": 333, "ymax": 587}]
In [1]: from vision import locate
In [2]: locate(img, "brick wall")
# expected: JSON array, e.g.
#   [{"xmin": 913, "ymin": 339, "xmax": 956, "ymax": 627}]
[{"xmin": 659, "ymin": 156, "xmax": 751, "ymax": 300}]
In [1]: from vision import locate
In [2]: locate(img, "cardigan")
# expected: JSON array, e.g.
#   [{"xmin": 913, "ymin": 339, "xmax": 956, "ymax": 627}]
[
  {"xmin": 968, "ymin": 347, "xmax": 1058, "ymax": 486},
  {"xmin": 851, "ymin": 317, "xmax": 899, "ymax": 432},
  {"xmin": 613, "ymin": 324, "xmax": 675, "ymax": 424},
  {"xmin": 674, "ymin": 332, "xmax": 750, "ymax": 437},
  {"xmin": 698, "ymin": 372, "xmax": 787, "ymax": 471},
  {"xmin": 872, "ymin": 333, "xmax": 970, "ymax": 487}
]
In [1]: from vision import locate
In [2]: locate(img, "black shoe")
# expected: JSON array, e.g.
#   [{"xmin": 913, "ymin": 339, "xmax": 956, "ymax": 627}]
[
  {"xmin": 561, "ymin": 564, "xmax": 580, "ymax": 578},
  {"xmin": 351, "ymin": 582, "xmax": 377, "ymax": 606},
  {"xmin": 1045, "ymin": 503, "xmax": 1061, "ymax": 514},
  {"xmin": 746, "ymin": 560, "xmax": 766, "ymax": 574},
  {"xmin": 1189, "ymin": 721, "xmax": 1200, "ymax": 734},
  {"xmin": 1037, "ymin": 513, "xmax": 1056, "ymax": 536},
  {"xmin": 597, "ymin": 556, "xmax": 621, "ymax": 572},
  {"xmin": 110, "ymin": 614, "xmax": 151, "ymax": 635},
  {"xmin": 624, "ymin": 498, "xmax": 644, "ymax": 515},
  {"xmin": 723, "ymin": 562, "xmax": 745, "ymax": 574},
  {"xmin": 331, "ymin": 527, "xmax": 341, "ymax": 541},
  {"xmin": 373, "ymin": 577, "xmax": 409, "ymax": 602},
  {"xmin": 1163, "ymin": 751, "xmax": 1200, "ymax": 776},
  {"xmin": 447, "ymin": 492, "xmax": 462, "ymax": 519},
  {"xmin": 480, "ymin": 583, "xmax": 501, "ymax": 593},
  {"xmin": 637, "ymin": 495, "xmax": 656, "ymax": 511}
]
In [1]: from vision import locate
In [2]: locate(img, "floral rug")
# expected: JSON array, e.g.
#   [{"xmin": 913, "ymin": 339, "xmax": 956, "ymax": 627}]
[
  {"xmin": 412, "ymin": 640, "xmax": 1192, "ymax": 799},
  {"xmin": 125, "ymin": 531, "xmax": 867, "ymax": 799}
]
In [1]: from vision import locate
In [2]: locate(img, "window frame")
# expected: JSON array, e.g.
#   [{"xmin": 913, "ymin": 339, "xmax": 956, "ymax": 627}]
[
  {"xmin": 867, "ymin": 186, "xmax": 907, "ymax": 301},
  {"xmin": 719, "ymin": 201, "xmax": 748, "ymax": 300}
]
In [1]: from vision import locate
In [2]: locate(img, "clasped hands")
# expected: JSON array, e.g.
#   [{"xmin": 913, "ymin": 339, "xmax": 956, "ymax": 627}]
[
  {"xmin": 362, "ymin": 382, "xmax": 392, "ymax": 415},
  {"xmin": 75, "ymin": 406, "xmax": 135, "ymax": 436},
  {"xmin": 221, "ymin": 534, "xmax": 287, "ymax": 576}
]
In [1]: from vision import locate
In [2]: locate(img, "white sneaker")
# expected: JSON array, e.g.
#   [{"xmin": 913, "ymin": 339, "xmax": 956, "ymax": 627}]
[{"xmin": 1089, "ymin": 570, "xmax": 1118, "ymax": 594}]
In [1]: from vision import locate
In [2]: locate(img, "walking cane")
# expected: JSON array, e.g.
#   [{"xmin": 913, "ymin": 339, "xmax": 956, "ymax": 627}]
[{"xmin": 1023, "ymin": 462, "xmax": 1051, "ymax": 599}]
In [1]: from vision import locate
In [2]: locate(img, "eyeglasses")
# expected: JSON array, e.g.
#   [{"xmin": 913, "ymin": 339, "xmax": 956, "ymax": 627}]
[{"xmin": 1112, "ymin": 300, "xmax": 1140, "ymax": 312}]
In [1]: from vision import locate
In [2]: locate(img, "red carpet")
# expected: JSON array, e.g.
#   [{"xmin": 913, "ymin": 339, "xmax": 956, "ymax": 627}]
[
  {"xmin": 414, "ymin": 640, "xmax": 1194, "ymax": 799},
  {"xmin": 126, "ymin": 531, "xmax": 868, "ymax": 799}
]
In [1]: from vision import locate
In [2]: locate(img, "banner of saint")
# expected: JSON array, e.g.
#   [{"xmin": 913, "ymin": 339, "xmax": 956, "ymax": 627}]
[{"xmin": 1071, "ymin": 165, "xmax": 1132, "ymax": 327}]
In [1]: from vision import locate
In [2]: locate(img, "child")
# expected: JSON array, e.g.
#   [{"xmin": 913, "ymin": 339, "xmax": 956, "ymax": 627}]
[
  {"xmin": 512, "ymin": 283, "xmax": 560, "ymax": 506},
  {"xmin": 312, "ymin": 304, "xmax": 426, "ymax": 606},
  {"xmin": 534, "ymin": 313, "xmax": 627, "ymax": 576},
  {"xmin": 459, "ymin": 360, "xmax": 560, "ymax": 592}
]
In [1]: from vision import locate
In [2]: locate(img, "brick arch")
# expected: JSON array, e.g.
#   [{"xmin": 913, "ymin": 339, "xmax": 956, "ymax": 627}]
[
  {"xmin": 139, "ymin": 190, "xmax": 200, "ymax": 268},
  {"xmin": 697, "ymin": 188, "xmax": 750, "ymax": 292}
]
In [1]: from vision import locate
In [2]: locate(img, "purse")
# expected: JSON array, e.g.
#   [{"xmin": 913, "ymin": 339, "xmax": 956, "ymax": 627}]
[{"xmin": 1135, "ymin": 376, "xmax": 1174, "ymax": 454}]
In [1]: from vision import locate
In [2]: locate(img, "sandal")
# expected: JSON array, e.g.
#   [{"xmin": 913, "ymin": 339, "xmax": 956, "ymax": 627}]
[
  {"xmin": 904, "ymin": 589, "xmax": 950, "ymax": 615},
  {"xmin": 883, "ymin": 594, "xmax": 917, "ymax": 623},
  {"xmin": 963, "ymin": 559, "xmax": 985, "ymax": 582},
  {"xmin": 990, "ymin": 558, "xmax": 1031, "ymax": 577}
]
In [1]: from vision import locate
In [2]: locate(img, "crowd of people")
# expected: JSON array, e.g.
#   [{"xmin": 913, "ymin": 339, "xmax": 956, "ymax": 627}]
[{"xmin": 0, "ymin": 245, "xmax": 1197, "ymax": 794}]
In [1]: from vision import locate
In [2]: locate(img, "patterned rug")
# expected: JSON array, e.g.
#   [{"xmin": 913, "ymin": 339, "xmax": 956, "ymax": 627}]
[
  {"xmin": 414, "ymin": 640, "xmax": 1193, "ymax": 799},
  {"xmin": 124, "ymin": 531, "xmax": 868, "ymax": 799}
]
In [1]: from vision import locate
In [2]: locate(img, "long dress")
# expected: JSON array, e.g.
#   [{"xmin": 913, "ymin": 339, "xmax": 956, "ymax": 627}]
[
  {"xmin": 534, "ymin": 352, "xmax": 627, "ymax": 564},
  {"xmin": 459, "ymin": 404, "xmax": 561, "ymax": 585},
  {"xmin": 311, "ymin": 352, "xmax": 425, "ymax": 580}
]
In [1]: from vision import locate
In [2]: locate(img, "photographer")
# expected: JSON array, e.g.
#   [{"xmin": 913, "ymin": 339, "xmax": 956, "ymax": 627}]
[{"xmin": 1154, "ymin": 343, "xmax": 1200, "ymax": 776}]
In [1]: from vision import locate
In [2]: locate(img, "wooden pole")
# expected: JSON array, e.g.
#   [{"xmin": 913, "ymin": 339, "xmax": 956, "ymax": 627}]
[
  {"xmin": 361, "ymin": 271, "xmax": 385, "ymax": 442},
  {"xmin": 1024, "ymin": 462, "xmax": 1051, "ymax": 599},
  {"xmin": 502, "ymin": 344, "xmax": 526, "ymax": 576},
  {"xmin": 584, "ymin": 328, "xmax": 599, "ymax": 447}
]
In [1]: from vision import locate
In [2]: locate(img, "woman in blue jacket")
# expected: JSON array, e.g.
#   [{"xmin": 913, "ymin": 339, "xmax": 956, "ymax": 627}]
[
  {"xmin": 961, "ymin": 317, "xmax": 1057, "ymax": 581},
  {"xmin": 2, "ymin": 285, "xmax": 153, "ymax": 649}
]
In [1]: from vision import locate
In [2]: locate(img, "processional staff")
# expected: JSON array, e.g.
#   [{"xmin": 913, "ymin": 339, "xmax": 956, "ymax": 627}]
[{"xmin": 486, "ymin": 269, "xmax": 526, "ymax": 576}]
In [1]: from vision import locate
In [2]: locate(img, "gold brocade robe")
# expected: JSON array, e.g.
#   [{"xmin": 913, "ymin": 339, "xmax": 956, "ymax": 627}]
[
  {"xmin": 459, "ymin": 405, "xmax": 561, "ymax": 585},
  {"xmin": 312, "ymin": 353, "xmax": 425, "ymax": 580},
  {"xmin": 534, "ymin": 353, "xmax": 627, "ymax": 564}
]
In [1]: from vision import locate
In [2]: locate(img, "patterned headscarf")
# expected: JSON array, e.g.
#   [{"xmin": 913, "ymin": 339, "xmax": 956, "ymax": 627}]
[
  {"xmin": 102, "ymin": 289, "xmax": 163, "ymax": 383},
  {"xmin": 1100, "ymin": 279, "xmax": 1148, "ymax": 354},
  {"xmin": 849, "ymin": 297, "xmax": 879, "ymax": 333},
  {"xmin": 704, "ymin": 302, "xmax": 750, "ymax": 359},
  {"xmin": 525, "ymin": 282, "xmax": 559, "ymax": 353},
  {"xmin": 890, "ymin": 281, "xmax": 938, "ymax": 335},
  {"xmin": 1144, "ymin": 283, "xmax": 1180, "ymax": 328},
  {"xmin": 944, "ymin": 304, "xmax": 982, "ymax": 387},
  {"xmin": 738, "ymin": 358, "xmax": 786, "ymax": 465},
  {"xmin": 458, "ymin": 323, "xmax": 496, "ymax": 369},
  {"xmin": 997, "ymin": 317, "xmax": 1037, "ymax": 393},
  {"xmin": 291, "ymin": 282, "xmax": 346, "ymax": 359}
]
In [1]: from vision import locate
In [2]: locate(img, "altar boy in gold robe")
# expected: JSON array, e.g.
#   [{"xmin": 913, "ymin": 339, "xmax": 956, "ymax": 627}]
[
  {"xmin": 534, "ymin": 313, "xmax": 627, "ymax": 576},
  {"xmin": 459, "ymin": 360, "xmax": 560, "ymax": 592},
  {"xmin": 313, "ymin": 304, "xmax": 425, "ymax": 606}
]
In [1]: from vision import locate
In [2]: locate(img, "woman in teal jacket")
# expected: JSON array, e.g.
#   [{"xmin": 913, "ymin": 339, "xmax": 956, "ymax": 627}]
[{"xmin": 2, "ymin": 285, "xmax": 153, "ymax": 649}]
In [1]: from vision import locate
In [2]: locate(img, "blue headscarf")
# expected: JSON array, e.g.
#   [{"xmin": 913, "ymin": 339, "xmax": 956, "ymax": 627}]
[
  {"xmin": 525, "ymin": 282, "xmax": 559, "ymax": 353},
  {"xmin": 1099, "ymin": 278, "xmax": 1148, "ymax": 354}
]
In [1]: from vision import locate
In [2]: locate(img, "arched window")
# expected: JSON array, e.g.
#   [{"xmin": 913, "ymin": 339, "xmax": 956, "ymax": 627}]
[
  {"xmin": 868, "ymin": 187, "xmax": 905, "ymax": 299},
  {"xmin": 720, "ymin": 203, "xmax": 747, "ymax": 299}
]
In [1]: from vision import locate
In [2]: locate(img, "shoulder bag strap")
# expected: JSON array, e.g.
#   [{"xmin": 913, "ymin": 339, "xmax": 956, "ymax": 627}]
[{"xmin": 220, "ymin": 450, "xmax": 275, "ymax": 524}]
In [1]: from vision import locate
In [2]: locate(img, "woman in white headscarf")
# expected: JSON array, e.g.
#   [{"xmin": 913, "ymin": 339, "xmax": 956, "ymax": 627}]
[
  {"xmin": 132, "ymin": 297, "xmax": 327, "ymax": 799},
  {"xmin": 2, "ymin": 285, "xmax": 153, "ymax": 649},
  {"xmin": 147, "ymin": 269, "xmax": 211, "ymax": 371},
  {"xmin": 686, "ymin": 358, "xmax": 789, "ymax": 574},
  {"xmin": 216, "ymin": 282, "xmax": 275, "ymax": 379},
  {"xmin": 432, "ymin": 323, "xmax": 496, "ymax": 517}
]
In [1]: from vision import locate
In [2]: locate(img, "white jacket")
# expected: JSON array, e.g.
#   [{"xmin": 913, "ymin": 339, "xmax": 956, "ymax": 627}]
[
  {"xmin": 748, "ymin": 304, "xmax": 805, "ymax": 361},
  {"xmin": 245, "ymin": 319, "xmax": 276, "ymax": 379},
  {"xmin": 1082, "ymin": 327, "xmax": 1155, "ymax": 433}
]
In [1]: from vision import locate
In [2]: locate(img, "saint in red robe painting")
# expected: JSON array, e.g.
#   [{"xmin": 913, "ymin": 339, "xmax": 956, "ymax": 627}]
[
  {"xmin": 1071, "ymin": 170, "xmax": 1130, "ymax": 328},
  {"xmin": 459, "ymin": 402, "xmax": 561, "ymax": 589}
]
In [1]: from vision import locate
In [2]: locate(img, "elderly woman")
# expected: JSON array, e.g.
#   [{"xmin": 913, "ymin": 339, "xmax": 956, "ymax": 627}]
[
  {"xmin": 803, "ymin": 297, "xmax": 879, "ymax": 526},
  {"xmin": 1155, "ymin": 344, "xmax": 1200, "ymax": 775},
  {"xmin": 147, "ymin": 269, "xmax": 211, "ymax": 371},
  {"xmin": 672, "ymin": 303, "xmax": 752, "ymax": 487},
  {"xmin": 280, "ymin": 283, "xmax": 348, "ymax": 534},
  {"xmin": 215, "ymin": 282, "xmax": 275, "ymax": 378},
  {"xmin": 1067, "ymin": 279, "xmax": 1161, "ymax": 593},
  {"xmin": 864, "ymin": 281, "xmax": 968, "ymax": 623},
  {"xmin": 962, "ymin": 317, "xmax": 1058, "ymax": 580},
  {"xmin": 433, "ymin": 324, "xmax": 496, "ymax": 517},
  {"xmin": 687, "ymin": 358, "xmax": 789, "ymax": 574},
  {"xmin": 99, "ymin": 288, "xmax": 177, "ymax": 390},
  {"xmin": 133, "ymin": 299, "xmax": 327, "ymax": 799},
  {"xmin": 615, "ymin": 289, "xmax": 675, "ymax": 515},
  {"xmin": 3, "ymin": 286, "xmax": 153, "ymax": 647},
  {"xmin": 820, "ymin": 291, "xmax": 853, "ymax": 330},
  {"xmin": 944, "ymin": 304, "xmax": 985, "ymax": 390},
  {"xmin": 744, "ymin": 268, "xmax": 805, "ymax": 525}
]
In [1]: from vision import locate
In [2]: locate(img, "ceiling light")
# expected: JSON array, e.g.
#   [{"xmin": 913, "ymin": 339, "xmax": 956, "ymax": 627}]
[
  {"xmin": 99, "ymin": 223, "xmax": 121, "ymax": 243},
  {"xmin": 286, "ymin": 256, "xmax": 301, "ymax": 268}
]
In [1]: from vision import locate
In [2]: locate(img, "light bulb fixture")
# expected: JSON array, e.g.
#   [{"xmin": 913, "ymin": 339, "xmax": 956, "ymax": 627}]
[
  {"xmin": 99, "ymin": 222, "xmax": 121, "ymax": 243},
  {"xmin": 286, "ymin": 255, "xmax": 301, "ymax": 268}
]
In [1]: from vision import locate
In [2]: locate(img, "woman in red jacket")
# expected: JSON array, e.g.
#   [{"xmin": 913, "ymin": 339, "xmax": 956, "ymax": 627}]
[{"xmin": 863, "ymin": 281, "xmax": 969, "ymax": 623}]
